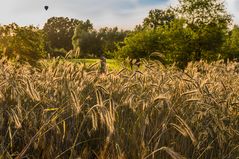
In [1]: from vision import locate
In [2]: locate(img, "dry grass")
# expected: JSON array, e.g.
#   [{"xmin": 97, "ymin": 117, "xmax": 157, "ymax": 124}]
[{"xmin": 0, "ymin": 58, "xmax": 238, "ymax": 159}]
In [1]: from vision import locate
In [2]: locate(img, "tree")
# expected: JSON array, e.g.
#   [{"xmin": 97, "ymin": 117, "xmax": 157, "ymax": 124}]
[
  {"xmin": 178, "ymin": 0, "xmax": 231, "ymax": 27},
  {"xmin": 72, "ymin": 21, "xmax": 95, "ymax": 51},
  {"xmin": 43, "ymin": 17, "xmax": 93, "ymax": 57},
  {"xmin": 72, "ymin": 25, "xmax": 102, "ymax": 58},
  {"xmin": 0, "ymin": 23, "xmax": 46, "ymax": 64},
  {"xmin": 143, "ymin": 8, "xmax": 175, "ymax": 29},
  {"xmin": 79, "ymin": 30, "xmax": 103, "ymax": 57},
  {"xmin": 116, "ymin": 28, "xmax": 168, "ymax": 59},
  {"xmin": 222, "ymin": 25, "xmax": 239, "ymax": 60},
  {"xmin": 164, "ymin": 19, "xmax": 197, "ymax": 68},
  {"xmin": 177, "ymin": 0, "xmax": 231, "ymax": 61},
  {"xmin": 98, "ymin": 27, "xmax": 129, "ymax": 57},
  {"xmin": 72, "ymin": 26, "xmax": 129, "ymax": 58}
]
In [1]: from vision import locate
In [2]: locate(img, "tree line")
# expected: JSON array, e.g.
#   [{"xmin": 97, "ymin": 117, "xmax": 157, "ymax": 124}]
[
  {"xmin": 0, "ymin": 0, "xmax": 239, "ymax": 68},
  {"xmin": 0, "ymin": 17, "xmax": 129, "ymax": 64}
]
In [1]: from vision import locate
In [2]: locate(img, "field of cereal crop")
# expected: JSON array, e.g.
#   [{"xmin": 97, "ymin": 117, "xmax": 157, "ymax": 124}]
[{"xmin": 0, "ymin": 58, "xmax": 238, "ymax": 158}]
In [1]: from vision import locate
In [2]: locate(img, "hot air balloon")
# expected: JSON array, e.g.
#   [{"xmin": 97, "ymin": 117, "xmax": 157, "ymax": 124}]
[{"xmin": 44, "ymin": 6, "xmax": 49, "ymax": 10}]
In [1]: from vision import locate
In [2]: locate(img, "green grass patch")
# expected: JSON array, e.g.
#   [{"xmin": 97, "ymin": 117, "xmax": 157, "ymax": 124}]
[{"xmin": 69, "ymin": 58, "xmax": 124, "ymax": 71}]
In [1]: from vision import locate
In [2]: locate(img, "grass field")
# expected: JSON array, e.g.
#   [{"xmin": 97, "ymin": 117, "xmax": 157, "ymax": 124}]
[
  {"xmin": 0, "ymin": 58, "xmax": 238, "ymax": 159},
  {"xmin": 69, "ymin": 58, "xmax": 123, "ymax": 71}
]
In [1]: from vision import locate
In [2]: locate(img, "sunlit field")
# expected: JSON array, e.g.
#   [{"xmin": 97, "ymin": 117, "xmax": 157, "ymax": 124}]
[
  {"xmin": 69, "ymin": 58, "xmax": 123, "ymax": 71},
  {"xmin": 0, "ymin": 58, "xmax": 238, "ymax": 159}
]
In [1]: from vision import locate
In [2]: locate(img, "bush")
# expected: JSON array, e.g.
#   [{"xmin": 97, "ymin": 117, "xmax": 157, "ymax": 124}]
[{"xmin": 116, "ymin": 29, "xmax": 165, "ymax": 59}]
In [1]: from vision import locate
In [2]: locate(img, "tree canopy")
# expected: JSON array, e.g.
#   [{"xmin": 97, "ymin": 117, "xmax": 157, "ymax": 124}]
[
  {"xmin": 143, "ymin": 8, "xmax": 176, "ymax": 29},
  {"xmin": 0, "ymin": 23, "xmax": 46, "ymax": 64},
  {"xmin": 43, "ymin": 17, "xmax": 93, "ymax": 57},
  {"xmin": 116, "ymin": 0, "xmax": 234, "ymax": 68}
]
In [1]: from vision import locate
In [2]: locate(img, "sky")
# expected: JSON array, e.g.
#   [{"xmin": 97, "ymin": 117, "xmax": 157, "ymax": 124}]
[{"xmin": 0, "ymin": 0, "xmax": 238, "ymax": 29}]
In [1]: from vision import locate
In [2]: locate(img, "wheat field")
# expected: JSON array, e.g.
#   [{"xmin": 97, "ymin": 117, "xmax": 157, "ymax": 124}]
[{"xmin": 0, "ymin": 58, "xmax": 238, "ymax": 159}]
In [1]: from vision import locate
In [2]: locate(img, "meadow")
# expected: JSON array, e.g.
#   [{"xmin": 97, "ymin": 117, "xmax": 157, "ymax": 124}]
[
  {"xmin": 0, "ymin": 58, "xmax": 238, "ymax": 159},
  {"xmin": 69, "ymin": 58, "xmax": 123, "ymax": 71}
]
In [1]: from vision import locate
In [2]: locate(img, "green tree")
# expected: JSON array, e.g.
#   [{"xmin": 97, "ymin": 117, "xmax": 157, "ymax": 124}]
[
  {"xmin": 71, "ymin": 21, "xmax": 95, "ymax": 51},
  {"xmin": 72, "ymin": 25, "xmax": 102, "ymax": 58},
  {"xmin": 178, "ymin": 0, "xmax": 231, "ymax": 27},
  {"xmin": 79, "ymin": 30, "xmax": 102, "ymax": 57},
  {"xmin": 222, "ymin": 25, "xmax": 239, "ymax": 60},
  {"xmin": 143, "ymin": 8, "xmax": 175, "ymax": 29},
  {"xmin": 43, "ymin": 17, "xmax": 93, "ymax": 57},
  {"xmin": 98, "ymin": 27, "xmax": 129, "ymax": 58},
  {"xmin": 116, "ymin": 28, "xmax": 168, "ymax": 59},
  {"xmin": 72, "ymin": 26, "xmax": 129, "ymax": 58},
  {"xmin": 0, "ymin": 23, "xmax": 46, "ymax": 64},
  {"xmin": 164, "ymin": 19, "xmax": 197, "ymax": 68},
  {"xmin": 178, "ymin": 0, "xmax": 231, "ymax": 61}
]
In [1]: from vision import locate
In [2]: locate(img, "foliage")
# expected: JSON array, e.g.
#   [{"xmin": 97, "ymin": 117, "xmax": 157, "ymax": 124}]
[
  {"xmin": 43, "ymin": 17, "xmax": 93, "ymax": 57},
  {"xmin": 116, "ymin": 19, "xmax": 196, "ymax": 67},
  {"xmin": 51, "ymin": 48, "xmax": 67, "ymax": 57},
  {"xmin": 177, "ymin": 0, "xmax": 231, "ymax": 60},
  {"xmin": 116, "ymin": 29, "xmax": 165, "ymax": 59},
  {"xmin": 71, "ymin": 20, "xmax": 94, "ymax": 50},
  {"xmin": 163, "ymin": 19, "xmax": 197, "ymax": 67},
  {"xmin": 72, "ymin": 28, "xmax": 102, "ymax": 57},
  {"xmin": 0, "ymin": 59, "xmax": 238, "ymax": 158},
  {"xmin": 0, "ymin": 23, "xmax": 46, "ymax": 64},
  {"xmin": 178, "ymin": 0, "xmax": 231, "ymax": 27},
  {"xmin": 72, "ymin": 26, "xmax": 129, "ymax": 58},
  {"xmin": 98, "ymin": 27, "xmax": 129, "ymax": 58},
  {"xmin": 143, "ymin": 8, "xmax": 176, "ymax": 29},
  {"xmin": 1, "ymin": 0, "xmax": 239, "ymax": 66},
  {"xmin": 222, "ymin": 25, "xmax": 239, "ymax": 60},
  {"xmin": 117, "ymin": 0, "xmax": 234, "ymax": 67}
]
